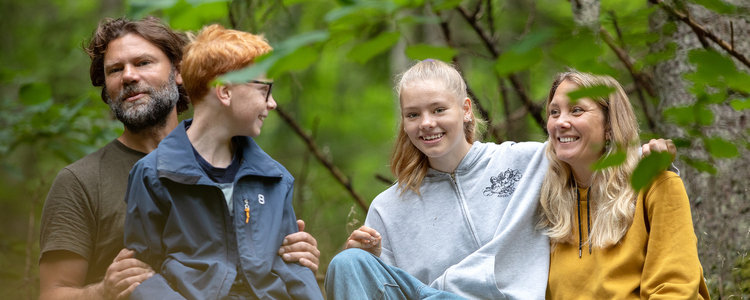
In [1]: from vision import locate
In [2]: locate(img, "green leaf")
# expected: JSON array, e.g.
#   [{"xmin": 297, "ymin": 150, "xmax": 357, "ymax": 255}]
[
  {"xmin": 393, "ymin": 0, "xmax": 425, "ymax": 8},
  {"xmin": 495, "ymin": 48, "xmax": 543, "ymax": 76},
  {"xmin": 404, "ymin": 44, "xmax": 457, "ymax": 62},
  {"xmin": 681, "ymin": 156, "xmax": 717, "ymax": 174},
  {"xmin": 19, "ymin": 83, "xmax": 52, "ymax": 106},
  {"xmin": 704, "ymin": 137, "xmax": 739, "ymax": 158},
  {"xmin": 432, "ymin": 0, "xmax": 463, "ymax": 11},
  {"xmin": 631, "ymin": 151, "xmax": 672, "ymax": 191},
  {"xmin": 218, "ymin": 31, "xmax": 329, "ymax": 83},
  {"xmin": 688, "ymin": 0, "xmax": 736, "ymax": 14},
  {"xmin": 591, "ymin": 151, "xmax": 627, "ymax": 171},
  {"xmin": 268, "ymin": 46, "xmax": 319, "ymax": 78},
  {"xmin": 167, "ymin": 1, "xmax": 228, "ymax": 31},
  {"xmin": 566, "ymin": 85, "xmax": 615, "ymax": 101},
  {"xmin": 509, "ymin": 29, "xmax": 555, "ymax": 53},
  {"xmin": 551, "ymin": 32, "xmax": 602, "ymax": 65},
  {"xmin": 730, "ymin": 98, "xmax": 750, "ymax": 111},
  {"xmin": 687, "ymin": 49, "xmax": 738, "ymax": 85},
  {"xmin": 663, "ymin": 104, "xmax": 714, "ymax": 126},
  {"xmin": 347, "ymin": 32, "xmax": 401, "ymax": 64}
]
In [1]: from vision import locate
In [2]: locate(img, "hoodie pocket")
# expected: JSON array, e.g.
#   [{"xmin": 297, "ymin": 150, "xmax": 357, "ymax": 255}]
[{"xmin": 437, "ymin": 252, "xmax": 508, "ymax": 300}]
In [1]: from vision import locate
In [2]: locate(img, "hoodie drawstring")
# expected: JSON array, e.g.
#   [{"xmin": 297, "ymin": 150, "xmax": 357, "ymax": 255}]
[{"xmin": 576, "ymin": 187, "xmax": 592, "ymax": 258}]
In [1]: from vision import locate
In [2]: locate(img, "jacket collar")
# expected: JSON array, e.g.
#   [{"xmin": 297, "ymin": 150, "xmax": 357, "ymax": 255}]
[{"xmin": 155, "ymin": 119, "xmax": 283, "ymax": 185}]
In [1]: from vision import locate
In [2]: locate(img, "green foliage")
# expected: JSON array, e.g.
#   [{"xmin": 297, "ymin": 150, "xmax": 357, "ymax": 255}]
[
  {"xmin": 19, "ymin": 83, "xmax": 52, "ymax": 106},
  {"xmin": 591, "ymin": 151, "xmax": 626, "ymax": 171},
  {"xmin": 731, "ymin": 98, "xmax": 750, "ymax": 111},
  {"xmin": 631, "ymin": 151, "xmax": 673, "ymax": 191},
  {"xmin": 703, "ymin": 136, "xmax": 740, "ymax": 158},
  {"xmin": 566, "ymin": 85, "xmax": 616, "ymax": 102},
  {"xmin": 347, "ymin": 32, "xmax": 401, "ymax": 64},
  {"xmin": 404, "ymin": 44, "xmax": 457, "ymax": 62}
]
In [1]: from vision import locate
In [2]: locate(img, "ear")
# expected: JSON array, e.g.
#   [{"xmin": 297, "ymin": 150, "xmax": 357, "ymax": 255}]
[
  {"xmin": 462, "ymin": 97, "xmax": 472, "ymax": 122},
  {"xmin": 214, "ymin": 84, "xmax": 232, "ymax": 107},
  {"xmin": 173, "ymin": 62, "xmax": 183, "ymax": 85}
]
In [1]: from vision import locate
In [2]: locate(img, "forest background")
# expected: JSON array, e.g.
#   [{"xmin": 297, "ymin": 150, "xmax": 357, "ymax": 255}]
[{"xmin": 1, "ymin": 0, "xmax": 749, "ymax": 298}]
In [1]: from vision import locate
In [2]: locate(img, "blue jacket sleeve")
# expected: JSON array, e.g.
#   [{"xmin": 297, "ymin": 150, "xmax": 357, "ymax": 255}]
[
  {"xmin": 124, "ymin": 160, "xmax": 182, "ymax": 297},
  {"xmin": 276, "ymin": 184, "xmax": 324, "ymax": 300}
]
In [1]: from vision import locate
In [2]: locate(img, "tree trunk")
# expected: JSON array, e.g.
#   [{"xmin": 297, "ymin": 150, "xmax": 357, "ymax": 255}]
[{"xmin": 648, "ymin": 2, "xmax": 750, "ymax": 297}]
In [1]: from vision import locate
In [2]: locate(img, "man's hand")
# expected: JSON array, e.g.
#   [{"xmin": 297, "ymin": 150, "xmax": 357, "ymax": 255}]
[
  {"xmin": 99, "ymin": 249, "xmax": 154, "ymax": 300},
  {"xmin": 278, "ymin": 220, "xmax": 321, "ymax": 274},
  {"xmin": 642, "ymin": 138, "xmax": 676, "ymax": 161},
  {"xmin": 345, "ymin": 225, "xmax": 382, "ymax": 257},
  {"xmin": 39, "ymin": 249, "xmax": 153, "ymax": 300}
]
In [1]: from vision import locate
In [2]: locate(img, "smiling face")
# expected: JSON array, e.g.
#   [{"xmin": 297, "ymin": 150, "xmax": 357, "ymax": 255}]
[
  {"xmin": 400, "ymin": 79, "xmax": 472, "ymax": 172},
  {"xmin": 547, "ymin": 79, "xmax": 607, "ymax": 177},
  {"xmin": 230, "ymin": 78, "xmax": 277, "ymax": 137},
  {"xmin": 103, "ymin": 33, "xmax": 181, "ymax": 133}
]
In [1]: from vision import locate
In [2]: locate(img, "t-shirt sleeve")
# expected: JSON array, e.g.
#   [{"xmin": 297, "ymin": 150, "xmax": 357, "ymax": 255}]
[
  {"xmin": 640, "ymin": 172, "xmax": 706, "ymax": 299},
  {"xmin": 39, "ymin": 167, "xmax": 96, "ymax": 261}
]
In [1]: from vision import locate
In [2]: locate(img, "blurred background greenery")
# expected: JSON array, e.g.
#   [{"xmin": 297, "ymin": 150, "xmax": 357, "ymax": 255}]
[{"xmin": 1, "ymin": 0, "xmax": 749, "ymax": 298}]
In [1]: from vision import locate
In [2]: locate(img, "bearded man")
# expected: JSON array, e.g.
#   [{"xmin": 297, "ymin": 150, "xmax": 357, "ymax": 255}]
[{"xmin": 39, "ymin": 16, "xmax": 321, "ymax": 300}]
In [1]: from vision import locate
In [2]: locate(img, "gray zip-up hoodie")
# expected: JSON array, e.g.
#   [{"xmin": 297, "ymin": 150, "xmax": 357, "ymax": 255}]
[{"xmin": 365, "ymin": 141, "xmax": 549, "ymax": 299}]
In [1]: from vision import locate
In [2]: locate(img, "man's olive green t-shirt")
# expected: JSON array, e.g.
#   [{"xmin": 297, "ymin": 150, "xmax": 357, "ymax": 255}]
[{"xmin": 39, "ymin": 139, "xmax": 146, "ymax": 284}]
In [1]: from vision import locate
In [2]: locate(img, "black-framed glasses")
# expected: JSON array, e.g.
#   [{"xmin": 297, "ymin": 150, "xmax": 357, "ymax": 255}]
[{"xmin": 249, "ymin": 80, "xmax": 273, "ymax": 102}]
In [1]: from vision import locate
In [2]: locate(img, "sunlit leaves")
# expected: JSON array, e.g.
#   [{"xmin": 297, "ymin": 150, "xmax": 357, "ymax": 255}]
[
  {"xmin": 404, "ymin": 44, "xmax": 457, "ymax": 62},
  {"xmin": 704, "ymin": 137, "xmax": 740, "ymax": 158},
  {"xmin": 591, "ymin": 151, "xmax": 626, "ymax": 171},
  {"xmin": 347, "ymin": 32, "xmax": 401, "ymax": 64},
  {"xmin": 19, "ymin": 83, "xmax": 51, "ymax": 106},
  {"xmin": 631, "ymin": 151, "xmax": 672, "ymax": 191}
]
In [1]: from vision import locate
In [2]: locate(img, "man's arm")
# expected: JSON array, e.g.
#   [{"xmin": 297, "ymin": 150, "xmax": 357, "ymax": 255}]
[{"xmin": 39, "ymin": 249, "xmax": 153, "ymax": 300}]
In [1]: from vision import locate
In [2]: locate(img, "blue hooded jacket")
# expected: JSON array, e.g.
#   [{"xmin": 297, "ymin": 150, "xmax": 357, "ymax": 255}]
[{"xmin": 124, "ymin": 120, "xmax": 322, "ymax": 300}]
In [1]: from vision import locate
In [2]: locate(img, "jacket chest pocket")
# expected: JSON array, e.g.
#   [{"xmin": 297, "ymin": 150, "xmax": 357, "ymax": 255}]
[{"xmin": 233, "ymin": 179, "xmax": 290, "ymax": 254}]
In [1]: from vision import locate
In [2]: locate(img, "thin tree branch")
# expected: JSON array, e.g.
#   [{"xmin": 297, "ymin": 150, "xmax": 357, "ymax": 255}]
[
  {"xmin": 607, "ymin": 10, "xmax": 626, "ymax": 48},
  {"xmin": 436, "ymin": 11, "xmax": 502, "ymax": 142},
  {"xmin": 275, "ymin": 105, "xmax": 369, "ymax": 213},
  {"xmin": 375, "ymin": 173, "xmax": 394, "ymax": 185},
  {"xmin": 649, "ymin": 0, "xmax": 750, "ymax": 69},
  {"xmin": 486, "ymin": 0, "xmax": 496, "ymax": 37},
  {"xmin": 600, "ymin": 27, "xmax": 657, "ymax": 130},
  {"xmin": 499, "ymin": 76, "xmax": 512, "ymax": 141},
  {"xmin": 599, "ymin": 27, "xmax": 656, "ymax": 97},
  {"xmin": 520, "ymin": 1, "xmax": 536, "ymax": 39},
  {"xmin": 456, "ymin": 5, "xmax": 545, "ymax": 128}
]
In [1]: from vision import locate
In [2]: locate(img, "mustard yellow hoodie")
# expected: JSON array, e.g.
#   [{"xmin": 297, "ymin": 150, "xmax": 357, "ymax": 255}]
[{"xmin": 547, "ymin": 171, "xmax": 710, "ymax": 299}]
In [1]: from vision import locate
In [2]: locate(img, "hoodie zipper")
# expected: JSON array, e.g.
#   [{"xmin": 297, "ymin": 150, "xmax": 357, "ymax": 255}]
[{"xmin": 448, "ymin": 172, "xmax": 482, "ymax": 249}]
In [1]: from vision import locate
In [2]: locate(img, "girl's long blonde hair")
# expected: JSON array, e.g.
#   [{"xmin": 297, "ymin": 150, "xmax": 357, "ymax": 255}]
[
  {"xmin": 538, "ymin": 71, "xmax": 641, "ymax": 249},
  {"xmin": 389, "ymin": 60, "xmax": 485, "ymax": 195}
]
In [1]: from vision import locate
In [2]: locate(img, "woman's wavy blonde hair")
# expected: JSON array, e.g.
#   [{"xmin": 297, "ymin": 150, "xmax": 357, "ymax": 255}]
[
  {"xmin": 390, "ymin": 60, "xmax": 485, "ymax": 195},
  {"xmin": 538, "ymin": 70, "xmax": 641, "ymax": 249}
]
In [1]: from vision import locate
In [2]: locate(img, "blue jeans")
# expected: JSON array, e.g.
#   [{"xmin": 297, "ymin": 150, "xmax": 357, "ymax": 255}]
[{"xmin": 325, "ymin": 249, "xmax": 467, "ymax": 300}]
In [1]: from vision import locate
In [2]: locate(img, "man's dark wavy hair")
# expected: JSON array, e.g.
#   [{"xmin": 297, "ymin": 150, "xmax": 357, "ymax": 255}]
[{"xmin": 85, "ymin": 16, "xmax": 190, "ymax": 114}]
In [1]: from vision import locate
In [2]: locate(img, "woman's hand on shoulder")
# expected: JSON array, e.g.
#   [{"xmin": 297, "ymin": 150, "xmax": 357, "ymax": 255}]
[{"xmin": 345, "ymin": 226, "xmax": 382, "ymax": 257}]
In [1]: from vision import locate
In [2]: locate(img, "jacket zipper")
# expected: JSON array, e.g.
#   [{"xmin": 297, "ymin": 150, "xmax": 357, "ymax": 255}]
[{"xmin": 449, "ymin": 173, "xmax": 482, "ymax": 249}]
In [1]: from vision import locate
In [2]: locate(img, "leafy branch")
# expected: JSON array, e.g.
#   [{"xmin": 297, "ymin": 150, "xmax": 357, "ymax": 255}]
[
  {"xmin": 274, "ymin": 105, "xmax": 369, "ymax": 213},
  {"xmin": 648, "ymin": 0, "xmax": 750, "ymax": 69},
  {"xmin": 455, "ymin": 5, "xmax": 545, "ymax": 129}
]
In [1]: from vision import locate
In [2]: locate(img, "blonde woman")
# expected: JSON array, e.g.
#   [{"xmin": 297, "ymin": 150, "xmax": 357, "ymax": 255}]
[{"xmin": 540, "ymin": 71, "xmax": 710, "ymax": 299}]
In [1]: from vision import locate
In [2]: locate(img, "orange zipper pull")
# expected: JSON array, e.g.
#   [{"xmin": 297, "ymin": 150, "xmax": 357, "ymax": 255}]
[{"xmin": 244, "ymin": 199, "xmax": 250, "ymax": 223}]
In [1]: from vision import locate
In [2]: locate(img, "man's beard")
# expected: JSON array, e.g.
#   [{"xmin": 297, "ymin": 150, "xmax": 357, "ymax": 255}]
[{"xmin": 104, "ymin": 70, "xmax": 179, "ymax": 135}]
